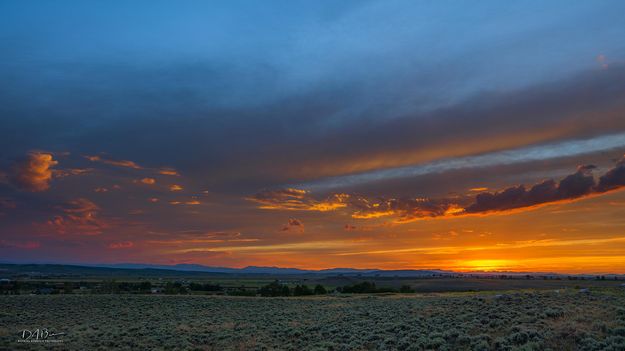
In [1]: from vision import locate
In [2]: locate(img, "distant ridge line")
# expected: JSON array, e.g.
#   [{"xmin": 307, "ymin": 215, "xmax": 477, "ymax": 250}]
[{"xmin": 2, "ymin": 262, "xmax": 623, "ymax": 277}]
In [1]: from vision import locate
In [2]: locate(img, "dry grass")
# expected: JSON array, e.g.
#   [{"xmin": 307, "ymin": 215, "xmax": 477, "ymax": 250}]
[{"xmin": 1, "ymin": 289, "xmax": 625, "ymax": 350}]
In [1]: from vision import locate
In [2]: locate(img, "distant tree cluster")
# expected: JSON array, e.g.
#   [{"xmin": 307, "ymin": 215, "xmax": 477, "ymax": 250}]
[
  {"xmin": 227, "ymin": 288, "xmax": 257, "ymax": 296},
  {"xmin": 254, "ymin": 281, "xmax": 414, "ymax": 297},
  {"xmin": 258, "ymin": 281, "xmax": 328, "ymax": 297},
  {"xmin": 0, "ymin": 280, "xmax": 20, "ymax": 295},
  {"xmin": 188, "ymin": 282, "xmax": 223, "ymax": 292},
  {"xmin": 99, "ymin": 280, "xmax": 153, "ymax": 294},
  {"xmin": 164, "ymin": 282, "xmax": 187, "ymax": 294},
  {"xmin": 5, "ymin": 279, "xmax": 418, "ymax": 296}
]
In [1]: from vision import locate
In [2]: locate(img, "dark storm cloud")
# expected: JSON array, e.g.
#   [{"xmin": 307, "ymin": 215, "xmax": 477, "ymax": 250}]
[
  {"xmin": 466, "ymin": 160, "xmax": 625, "ymax": 214},
  {"xmin": 596, "ymin": 158, "xmax": 625, "ymax": 192},
  {"xmin": 465, "ymin": 165, "xmax": 596, "ymax": 213}
]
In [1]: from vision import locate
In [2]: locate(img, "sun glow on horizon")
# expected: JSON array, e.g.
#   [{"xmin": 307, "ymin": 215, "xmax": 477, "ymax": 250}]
[{"xmin": 455, "ymin": 259, "xmax": 515, "ymax": 272}]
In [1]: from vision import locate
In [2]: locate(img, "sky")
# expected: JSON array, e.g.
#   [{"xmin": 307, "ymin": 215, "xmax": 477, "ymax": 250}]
[{"xmin": 1, "ymin": 0, "xmax": 625, "ymax": 273}]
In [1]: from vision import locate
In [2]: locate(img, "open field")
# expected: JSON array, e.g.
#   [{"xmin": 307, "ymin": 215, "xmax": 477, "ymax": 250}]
[
  {"xmin": 2, "ymin": 289, "xmax": 625, "ymax": 350},
  {"xmin": 4, "ymin": 263, "xmax": 624, "ymax": 295}
]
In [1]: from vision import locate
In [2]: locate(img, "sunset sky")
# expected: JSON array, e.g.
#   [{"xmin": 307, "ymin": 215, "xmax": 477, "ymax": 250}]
[{"xmin": 1, "ymin": 0, "xmax": 625, "ymax": 273}]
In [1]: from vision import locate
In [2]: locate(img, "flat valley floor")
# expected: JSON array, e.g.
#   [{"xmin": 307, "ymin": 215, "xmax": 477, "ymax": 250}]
[{"xmin": 2, "ymin": 289, "xmax": 625, "ymax": 350}]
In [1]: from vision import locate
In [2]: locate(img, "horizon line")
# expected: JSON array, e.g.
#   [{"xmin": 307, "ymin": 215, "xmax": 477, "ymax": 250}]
[{"xmin": 3, "ymin": 261, "xmax": 625, "ymax": 276}]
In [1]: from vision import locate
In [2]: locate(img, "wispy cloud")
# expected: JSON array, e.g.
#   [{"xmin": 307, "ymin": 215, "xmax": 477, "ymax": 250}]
[
  {"xmin": 85, "ymin": 155, "xmax": 142, "ymax": 169},
  {"xmin": 158, "ymin": 168, "xmax": 180, "ymax": 176},
  {"xmin": 247, "ymin": 188, "xmax": 348, "ymax": 211},
  {"xmin": 334, "ymin": 236, "xmax": 625, "ymax": 256},
  {"xmin": 302, "ymin": 132, "xmax": 625, "ymax": 190},
  {"xmin": 171, "ymin": 240, "xmax": 366, "ymax": 254},
  {"xmin": 169, "ymin": 184, "xmax": 183, "ymax": 192}
]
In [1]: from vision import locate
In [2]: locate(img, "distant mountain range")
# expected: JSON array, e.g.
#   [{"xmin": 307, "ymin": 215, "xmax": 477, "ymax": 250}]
[
  {"xmin": 2, "ymin": 262, "xmax": 623, "ymax": 278},
  {"xmin": 91, "ymin": 263, "xmax": 453, "ymax": 277}
]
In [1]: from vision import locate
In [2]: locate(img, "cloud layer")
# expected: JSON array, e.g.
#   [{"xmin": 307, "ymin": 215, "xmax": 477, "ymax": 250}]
[{"xmin": 251, "ymin": 156, "xmax": 625, "ymax": 222}]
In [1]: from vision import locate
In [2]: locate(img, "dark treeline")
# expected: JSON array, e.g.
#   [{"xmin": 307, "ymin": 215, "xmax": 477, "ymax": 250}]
[
  {"xmin": 257, "ymin": 281, "xmax": 328, "ymax": 297},
  {"xmin": 1, "ymin": 279, "xmax": 416, "ymax": 296},
  {"xmin": 255, "ymin": 281, "xmax": 412, "ymax": 297}
]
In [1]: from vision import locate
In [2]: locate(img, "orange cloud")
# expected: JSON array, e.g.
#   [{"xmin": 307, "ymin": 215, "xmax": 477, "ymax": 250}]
[
  {"xmin": 169, "ymin": 200, "xmax": 200, "ymax": 205},
  {"xmin": 169, "ymin": 184, "xmax": 183, "ymax": 191},
  {"xmin": 139, "ymin": 177, "xmax": 156, "ymax": 185},
  {"xmin": 47, "ymin": 198, "xmax": 107, "ymax": 235},
  {"xmin": 359, "ymin": 199, "xmax": 461, "ymax": 223},
  {"xmin": 158, "ymin": 168, "xmax": 180, "ymax": 176},
  {"xmin": 351, "ymin": 210, "xmax": 395, "ymax": 219},
  {"xmin": 247, "ymin": 188, "xmax": 348, "ymax": 211},
  {"xmin": 85, "ymin": 155, "xmax": 142, "ymax": 169},
  {"xmin": 9, "ymin": 152, "xmax": 58, "ymax": 192}
]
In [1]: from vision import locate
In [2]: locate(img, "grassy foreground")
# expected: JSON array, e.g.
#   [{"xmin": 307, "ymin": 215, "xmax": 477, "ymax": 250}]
[{"xmin": 2, "ymin": 289, "xmax": 625, "ymax": 350}]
